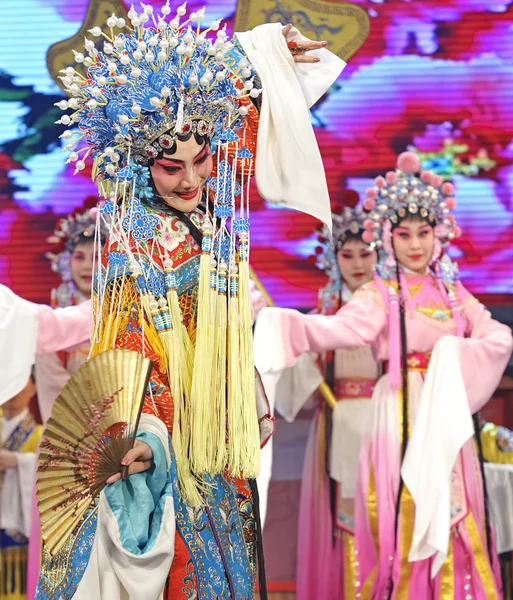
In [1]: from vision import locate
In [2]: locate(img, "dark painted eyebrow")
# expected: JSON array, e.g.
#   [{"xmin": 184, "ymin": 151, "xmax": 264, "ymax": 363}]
[{"xmin": 158, "ymin": 144, "xmax": 207, "ymax": 164}]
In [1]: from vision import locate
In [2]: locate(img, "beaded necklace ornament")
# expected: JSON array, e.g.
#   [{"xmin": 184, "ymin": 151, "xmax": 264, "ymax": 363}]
[{"xmin": 54, "ymin": 1, "xmax": 263, "ymax": 505}]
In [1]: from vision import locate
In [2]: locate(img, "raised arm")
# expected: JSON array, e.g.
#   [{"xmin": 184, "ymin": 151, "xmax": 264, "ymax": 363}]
[{"xmin": 235, "ymin": 23, "xmax": 345, "ymax": 229}]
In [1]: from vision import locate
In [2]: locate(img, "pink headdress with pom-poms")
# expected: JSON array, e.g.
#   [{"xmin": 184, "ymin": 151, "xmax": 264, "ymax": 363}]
[{"xmin": 362, "ymin": 152, "xmax": 460, "ymax": 263}]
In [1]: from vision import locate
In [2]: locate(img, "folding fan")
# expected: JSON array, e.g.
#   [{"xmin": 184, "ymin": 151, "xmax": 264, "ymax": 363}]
[{"xmin": 37, "ymin": 349, "xmax": 153, "ymax": 556}]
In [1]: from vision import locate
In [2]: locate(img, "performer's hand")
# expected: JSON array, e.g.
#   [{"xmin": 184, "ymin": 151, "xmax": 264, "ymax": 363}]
[
  {"xmin": 282, "ymin": 24, "xmax": 327, "ymax": 64},
  {"xmin": 0, "ymin": 449, "xmax": 18, "ymax": 471},
  {"xmin": 106, "ymin": 441, "xmax": 154, "ymax": 484}
]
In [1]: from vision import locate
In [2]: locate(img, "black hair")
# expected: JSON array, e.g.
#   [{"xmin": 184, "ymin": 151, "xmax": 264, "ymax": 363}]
[
  {"xmin": 147, "ymin": 130, "xmax": 211, "ymax": 166},
  {"xmin": 391, "ymin": 259, "xmax": 410, "ymax": 586},
  {"xmin": 70, "ymin": 232, "xmax": 96, "ymax": 249},
  {"xmin": 391, "ymin": 211, "xmax": 434, "ymax": 231},
  {"xmin": 335, "ymin": 230, "xmax": 366, "ymax": 249}
]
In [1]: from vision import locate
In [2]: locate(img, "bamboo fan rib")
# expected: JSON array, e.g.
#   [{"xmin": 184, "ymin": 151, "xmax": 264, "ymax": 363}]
[{"xmin": 36, "ymin": 349, "xmax": 153, "ymax": 556}]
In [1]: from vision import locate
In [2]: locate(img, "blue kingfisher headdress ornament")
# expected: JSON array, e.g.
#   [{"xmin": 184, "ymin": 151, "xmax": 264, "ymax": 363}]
[{"xmin": 56, "ymin": 1, "xmax": 261, "ymax": 198}]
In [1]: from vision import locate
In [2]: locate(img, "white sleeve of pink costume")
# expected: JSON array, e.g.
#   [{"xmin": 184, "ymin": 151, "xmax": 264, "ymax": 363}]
[
  {"xmin": 459, "ymin": 289, "xmax": 513, "ymax": 413},
  {"xmin": 258, "ymin": 296, "xmax": 386, "ymax": 372},
  {"xmin": 36, "ymin": 300, "xmax": 92, "ymax": 355},
  {"xmin": 0, "ymin": 452, "xmax": 37, "ymax": 538}
]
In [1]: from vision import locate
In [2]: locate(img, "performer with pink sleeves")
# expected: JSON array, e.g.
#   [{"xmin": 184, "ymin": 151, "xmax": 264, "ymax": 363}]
[
  {"xmin": 0, "ymin": 284, "xmax": 91, "ymax": 406},
  {"xmin": 258, "ymin": 152, "xmax": 513, "ymax": 598},
  {"xmin": 296, "ymin": 193, "xmax": 379, "ymax": 599}
]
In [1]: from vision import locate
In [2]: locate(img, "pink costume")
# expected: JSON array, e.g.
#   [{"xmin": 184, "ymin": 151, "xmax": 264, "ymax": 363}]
[
  {"xmin": 0, "ymin": 284, "xmax": 91, "ymax": 405},
  {"xmin": 0, "ymin": 283, "xmax": 91, "ymax": 596},
  {"xmin": 295, "ymin": 301, "xmax": 379, "ymax": 600},
  {"xmin": 291, "ymin": 201, "xmax": 380, "ymax": 600},
  {"xmin": 257, "ymin": 153, "xmax": 513, "ymax": 598},
  {"xmin": 262, "ymin": 273, "xmax": 512, "ymax": 598}
]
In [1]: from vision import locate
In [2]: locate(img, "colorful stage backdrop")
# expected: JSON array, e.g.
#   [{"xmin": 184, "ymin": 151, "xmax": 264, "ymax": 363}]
[{"xmin": 1, "ymin": 0, "xmax": 512, "ymax": 308}]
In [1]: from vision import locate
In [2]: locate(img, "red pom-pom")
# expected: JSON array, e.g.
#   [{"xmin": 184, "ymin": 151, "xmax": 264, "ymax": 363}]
[
  {"xmin": 441, "ymin": 182, "xmax": 454, "ymax": 195},
  {"xmin": 421, "ymin": 171, "xmax": 433, "ymax": 184},
  {"xmin": 342, "ymin": 189, "xmax": 360, "ymax": 209},
  {"xmin": 363, "ymin": 198, "xmax": 376, "ymax": 211},
  {"xmin": 432, "ymin": 175, "xmax": 443, "ymax": 188},
  {"xmin": 315, "ymin": 246, "xmax": 323, "ymax": 255},
  {"xmin": 366, "ymin": 188, "xmax": 378, "ymax": 199},
  {"xmin": 385, "ymin": 171, "xmax": 398, "ymax": 185},
  {"xmin": 362, "ymin": 231, "xmax": 375, "ymax": 244},
  {"xmin": 397, "ymin": 151, "xmax": 420, "ymax": 174},
  {"xmin": 446, "ymin": 197, "xmax": 456, "ymax": 210},
  {"xmin": 363, "ymin": 219, "xmax": 374, "ymax": 231},
  {"xmin": 375, "ymin": 176, "xmax": 386, "ymax": 189}
]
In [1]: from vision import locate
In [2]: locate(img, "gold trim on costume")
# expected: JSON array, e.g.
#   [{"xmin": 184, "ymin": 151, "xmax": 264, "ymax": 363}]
[{"xmin": 465, "ymin": 511, "xmax": 499, "ymax": 599}]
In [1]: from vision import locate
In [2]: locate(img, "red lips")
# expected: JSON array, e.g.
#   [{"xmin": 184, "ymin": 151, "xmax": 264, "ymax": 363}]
[
  {"xmin": 176, "ymin": 187, "xmax": 199, "ymax": 200},
  {"xmin": 409, "ymin": 254, "xmax": 423, "ymax": 261}
]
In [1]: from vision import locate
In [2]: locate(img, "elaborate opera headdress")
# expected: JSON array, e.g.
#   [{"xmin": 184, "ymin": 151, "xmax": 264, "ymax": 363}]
[
  {"xmin": 55, "ymin": 2, "xmax": 263, "ymax": 505},
  {"xmin": 361, "ymin": 152, "xmax": 465, "ymax": 390},
  {"xmin": 315, "ymin": 190, "xmax": 371, "ymax": 313},
  {"xmin": 361, "ymin": 151, "xmax": 461, "ymax": 277},
  {"xmin": 46, "ymin": 197, "xmax": 108, "ymax": 307},
  {"xmin": 56, "ymin": 1, "xmax": 260, "ymax": 192}
]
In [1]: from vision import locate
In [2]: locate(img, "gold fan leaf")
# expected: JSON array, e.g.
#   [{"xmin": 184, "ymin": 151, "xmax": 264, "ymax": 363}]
[{"xmin": 37, "ymin": 349, "xmax": 153, "ymax": 556}]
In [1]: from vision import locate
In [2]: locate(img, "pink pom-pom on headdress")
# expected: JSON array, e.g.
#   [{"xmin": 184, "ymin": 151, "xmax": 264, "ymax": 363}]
[
  {"xmin": 431, "ymin": 174, "xmax": 443, "ymax": 188},
  {"xmin": 362, "ymin": 230, "xmax": 375, "ymax": 244},
  {"xmin": 90, "ymin": 207, "xmax": 98, "ymax": 219},
  {"xmin": 441, "ymin": 182, "xmax": 454, "ymax": 195},
  {"xmin": 446, "ymin": 197, "xmax": 456, "ymax": 210},
  {"xmin": 363, "ymin": 219, "xmax": 374, "ymax": 231},
  {"xmin": 386, "ymin": 171, "xmax": 398, "ymax": 184},
  {"xmin": 420, "ymin": 171, "xmax": 433, "ymax": 184},
  {"xmin": 363, "ymin": 197, "xmax": 376, "ymax": 211},
  {"xmin": 366, "ymin": 188, "xmax": 378, "ymax": 199},
  {"xmin": 453, "ymin": 225, "xmax": 462, "ymax": 238},
  {"xmin": 375, "ymin": 176, "xmax": 386, "ymax": 189},
  {"xmin": 397, "ymin": 151, "xmax": 420, "ymax": 174}
]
